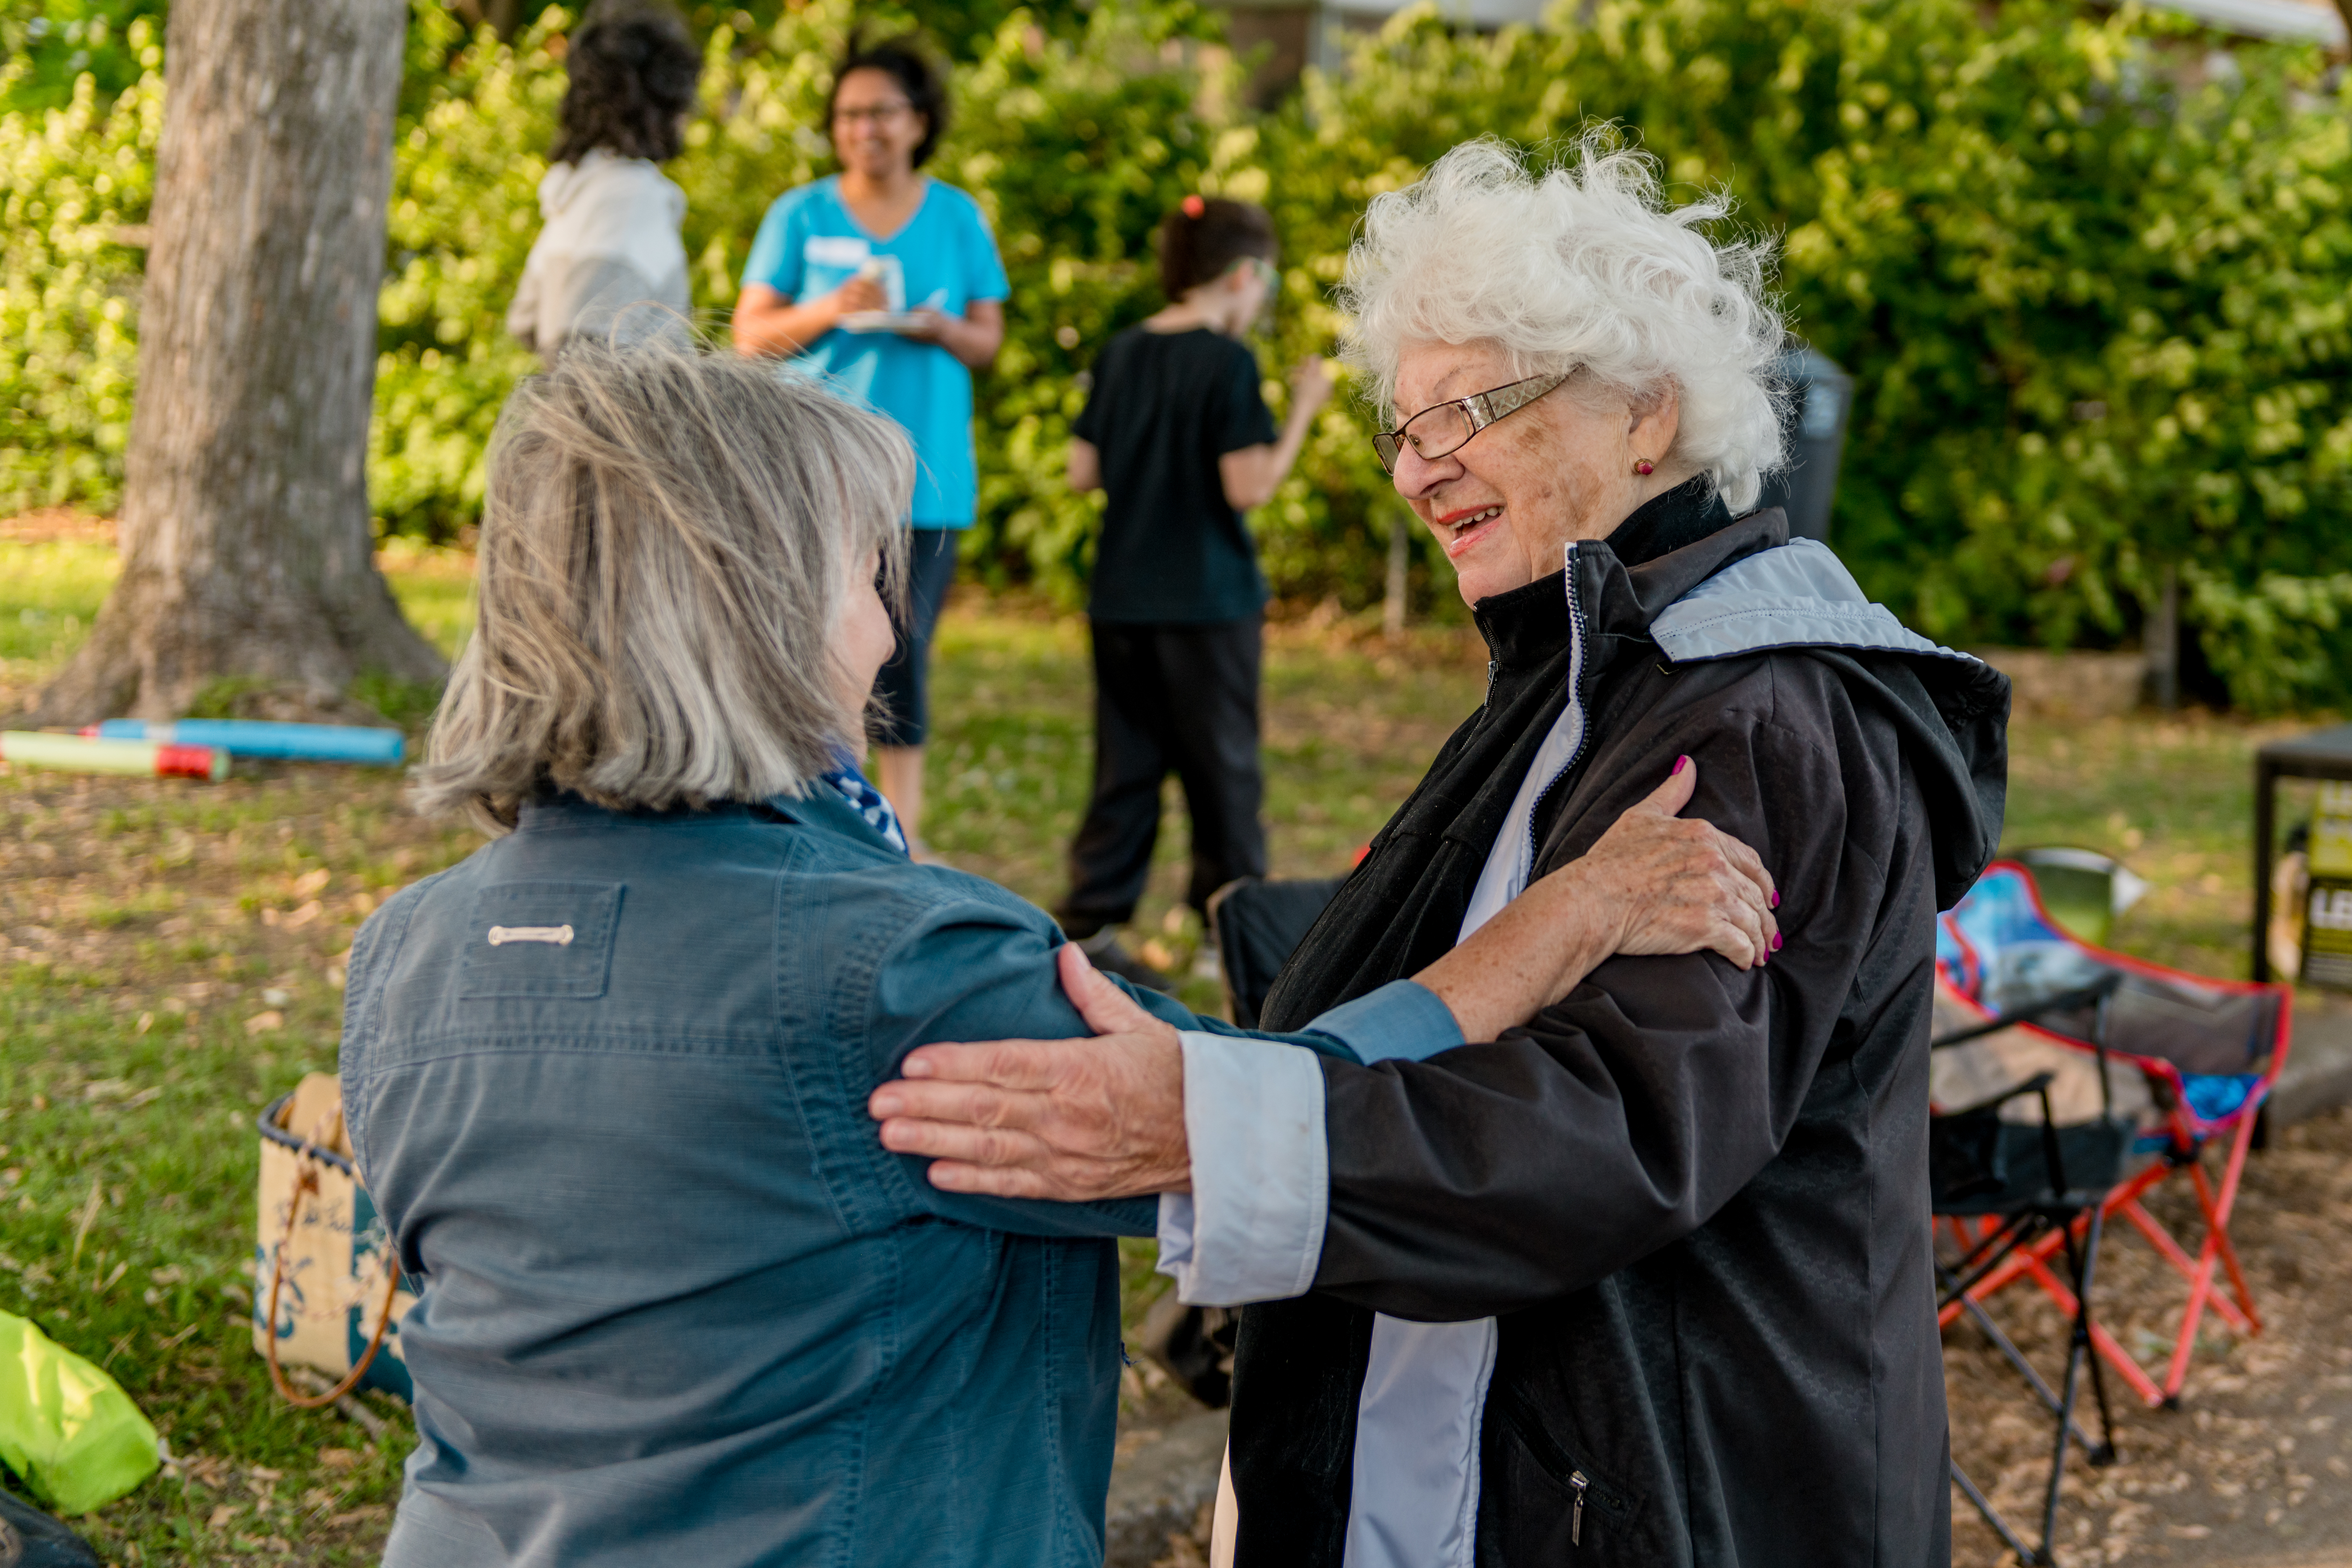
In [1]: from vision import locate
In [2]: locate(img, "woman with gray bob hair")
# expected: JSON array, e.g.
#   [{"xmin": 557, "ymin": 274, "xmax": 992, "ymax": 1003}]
[
  {"xmin": 340, "ymin": 340, "xmax": 1784, "ymax": 1566},
  {"xmin": 414, "ymin": 346, "xmax": 909, "ymax": 831}
]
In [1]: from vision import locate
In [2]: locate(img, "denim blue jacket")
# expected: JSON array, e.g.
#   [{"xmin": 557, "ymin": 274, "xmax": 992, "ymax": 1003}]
[{"xmin": 341, "ymin": 788, "xmax": 1418, "ymax": 1567}]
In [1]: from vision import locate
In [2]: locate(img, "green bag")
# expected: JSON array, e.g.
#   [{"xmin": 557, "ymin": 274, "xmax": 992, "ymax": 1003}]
[{"xmin": 0, "ymin": 1309, "xmax": 159, "ymax": 1515}]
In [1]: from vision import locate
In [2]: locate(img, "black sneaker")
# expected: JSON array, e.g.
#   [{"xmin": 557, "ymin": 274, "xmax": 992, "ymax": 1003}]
[{"xmin": 1077, "ymin": 929, "xmax": 1174, "ymax": 993}]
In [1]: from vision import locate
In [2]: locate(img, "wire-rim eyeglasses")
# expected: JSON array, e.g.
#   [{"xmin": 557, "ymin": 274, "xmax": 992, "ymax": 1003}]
[{"xmin": 1371, "ymin": 372, "xmax": 1570, "ymax": 476}]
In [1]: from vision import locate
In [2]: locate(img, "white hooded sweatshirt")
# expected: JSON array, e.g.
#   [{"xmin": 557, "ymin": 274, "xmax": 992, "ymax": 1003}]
[{"xmin": 506, "ymin": 149, "xmax": 690, "ymax": 357}]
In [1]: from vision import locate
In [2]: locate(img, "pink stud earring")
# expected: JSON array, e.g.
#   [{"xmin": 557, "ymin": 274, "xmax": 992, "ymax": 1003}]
[{"xmin": 1634, "ymin": 458, "xmax": 1655, "ymax": 475}]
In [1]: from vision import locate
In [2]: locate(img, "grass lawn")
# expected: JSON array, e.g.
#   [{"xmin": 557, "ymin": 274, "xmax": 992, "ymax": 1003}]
[{"xmin": 0, "ymin": 518, "xmax": 2337, "ymax": 1563}]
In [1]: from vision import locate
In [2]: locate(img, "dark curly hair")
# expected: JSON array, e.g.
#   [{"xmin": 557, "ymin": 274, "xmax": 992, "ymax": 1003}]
[
  {"xmin": 550, "ymin": 3, "xmax": 704, "ymax": 167},
  {"xmin": 826, "ymin": 35, "xmax": 949, "ymax": 170}
]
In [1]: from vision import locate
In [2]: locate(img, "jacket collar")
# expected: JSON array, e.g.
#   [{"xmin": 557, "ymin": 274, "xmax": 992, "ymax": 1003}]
[
  {"xmin": 1468, "ymin": 483, "xmax": 1782, "ymax": 670},
  {"xmin": 1599, "ymin": 474, "xmax": 1734, "ymax": 569},
  {"xmin": 515, "ymin": 793, "xmax": 755, "ymax": 830},
  {"xmin": 760, "ymin": 780, "xmax": 906, "ymax": 855},
  {"xmin": 512, "ymin": 787, "xmax": 900, "ymax": 857},
  {"xmin": 1587, "ymin": 507, "xmax": 1789, "ymax": 643}
]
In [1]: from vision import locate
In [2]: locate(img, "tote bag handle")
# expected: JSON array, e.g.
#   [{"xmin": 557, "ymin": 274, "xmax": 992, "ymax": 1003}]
[{"xmin": 263, "ymin": 1113, "xmax": 400, "ymax": 1409}]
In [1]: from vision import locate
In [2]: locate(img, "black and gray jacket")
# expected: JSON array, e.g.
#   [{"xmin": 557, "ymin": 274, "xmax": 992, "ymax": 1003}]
[{"xmin": 1234, "ymin": 492, "xmax": 2009, "ymax": 1567}]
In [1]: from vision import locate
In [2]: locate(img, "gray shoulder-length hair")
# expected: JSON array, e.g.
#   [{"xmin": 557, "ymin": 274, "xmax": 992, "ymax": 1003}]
[
  {"xmin": 1341, "ymin": 133, "xmax": 1788, "ymax": 512},
  {"xmin": 413, "ymin": 343, "xmax": 913, "ymax": 835}
]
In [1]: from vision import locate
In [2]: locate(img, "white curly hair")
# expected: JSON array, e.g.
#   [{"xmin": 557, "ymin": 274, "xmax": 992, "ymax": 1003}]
[{"xmin": 1340, "ymin": 133, "xmax": 1789, "ymax": 513}]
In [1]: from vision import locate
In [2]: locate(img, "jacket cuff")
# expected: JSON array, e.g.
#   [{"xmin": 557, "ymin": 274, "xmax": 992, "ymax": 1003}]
[
  {"xmin": 1155, "ymin": 1031, "xmax": 1327, "ymax": 1307},
  {"xmin": 1303, "ymin": 978, "xmax": 1465, "ymax": 1063}
]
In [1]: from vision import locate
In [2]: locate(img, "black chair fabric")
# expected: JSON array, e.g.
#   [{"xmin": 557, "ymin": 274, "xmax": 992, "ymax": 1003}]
[
  {"xmin": 1931, "ymin": 1114, "xmax": 2133, "ymax": 1216},
  {"xmin": 1207, "ymin": 875, "xmax": 1345, "ymax": 1029},
  {"xmin": 1931, "ymin": 976, "xmax": 2128, "ymax": 1564}
]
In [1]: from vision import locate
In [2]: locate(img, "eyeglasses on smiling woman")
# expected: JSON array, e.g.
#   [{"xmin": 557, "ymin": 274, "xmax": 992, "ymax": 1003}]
[
  {"xmin": 1370, "ymin": 371, "xmax": 1570, "ymax": 476},
  {"xmin": 833, "ymin": 100, "xmax": 915, "ymax": 127}
]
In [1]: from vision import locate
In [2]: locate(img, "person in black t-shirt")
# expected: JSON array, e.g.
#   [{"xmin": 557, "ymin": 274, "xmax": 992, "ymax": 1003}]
[{"xmin": 1058, "ymin": 196, "xmax": 1333, "ymax": 989}]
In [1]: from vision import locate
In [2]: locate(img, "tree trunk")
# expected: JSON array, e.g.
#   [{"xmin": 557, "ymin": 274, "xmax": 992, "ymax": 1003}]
[
  {"xmin": 1382, "ymin": 503, "xmax": 1409, "ymax": 639},
  {"xmin": 2143, "ymin": 562, "xmax": 2180, "ymax": 712},
  {"xmin": 33, "ymin": 0, "xmax": 446, "ymax": 728}
]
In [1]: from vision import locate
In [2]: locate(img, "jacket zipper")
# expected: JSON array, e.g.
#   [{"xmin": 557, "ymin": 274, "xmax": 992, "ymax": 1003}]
[
  {"xmin": 1523, "ymin": 544, "xmax": 1592, "ymax": 880},
  {"xmin": 1570, "ymin": 1469, "xmax": 1590, "ymax": 1546}
]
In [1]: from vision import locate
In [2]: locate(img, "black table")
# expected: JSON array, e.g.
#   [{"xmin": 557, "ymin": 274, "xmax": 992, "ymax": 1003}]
[{"xmin": 2252, "ymin": 722, "xmax": 2352, "ymax": 982}]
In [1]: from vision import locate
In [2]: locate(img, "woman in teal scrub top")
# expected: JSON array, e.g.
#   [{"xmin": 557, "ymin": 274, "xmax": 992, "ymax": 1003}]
[{"xmin": 731, "ymin": 36, "xmax": 1007, "ymax": 853}]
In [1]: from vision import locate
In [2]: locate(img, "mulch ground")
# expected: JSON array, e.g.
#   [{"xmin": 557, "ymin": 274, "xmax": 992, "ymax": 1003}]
[{"xmin": 1945, "ymin": 1102, "xmax": 2352, "ymax": 1566}]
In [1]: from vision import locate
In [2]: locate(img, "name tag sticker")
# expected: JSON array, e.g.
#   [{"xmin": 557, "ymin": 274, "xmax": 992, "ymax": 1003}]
[
  {"xmin": 459, "ymin": 883, "xmax": 621, "ymax": 1000},
  {"xmin": 804, "ymin": 235, "xmax": 871, "ymax": 268}
]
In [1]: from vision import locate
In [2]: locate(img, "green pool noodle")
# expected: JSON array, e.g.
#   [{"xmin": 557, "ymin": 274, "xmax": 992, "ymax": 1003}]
[
  {"xmin": 0, "ymin": 1310, "xmax": 160, "ymax": 1515},
  {"xmin": 0, "ymin": 731, "xmax": 228, "ymax": 781}
]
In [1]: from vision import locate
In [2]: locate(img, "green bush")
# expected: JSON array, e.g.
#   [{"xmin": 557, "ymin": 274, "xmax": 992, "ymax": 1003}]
[
  {"xmin": 0, "ymin": 0, "xmax": 165, "ymax": 118},
  {"xmin": 2, "ymin": 0, "xmax": 2349, "ymax": 707},
  {"xmin": 0, "ymin": 23, "xmax": 156, "ymax": 515},
  {"xmin": 2189, "ymin": 568, "xmax": 2352, "ymax": 714}
]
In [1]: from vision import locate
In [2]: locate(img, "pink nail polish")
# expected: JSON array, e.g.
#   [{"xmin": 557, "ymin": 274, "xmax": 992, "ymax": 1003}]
[
  {"xmin": 1671, "ymin": 754, "xmax": 1689, "ymax": 776},
  {"xmin": 1770, "ymin": 932, "xmax": 1783, "ymax": 952},
  {"xmin": 1770, "ymin": 890, "xmax": 1780, "ymax": 909}
]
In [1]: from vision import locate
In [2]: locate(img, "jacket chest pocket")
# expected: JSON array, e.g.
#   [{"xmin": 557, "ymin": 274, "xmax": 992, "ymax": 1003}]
[
  {"xmin": 457, "ymin": 882, "xmax": 622, "ymax": 1000},
  {"xmin": 1482, "ymin": 1384, "xmax": 1645, "ymax": 1563}
]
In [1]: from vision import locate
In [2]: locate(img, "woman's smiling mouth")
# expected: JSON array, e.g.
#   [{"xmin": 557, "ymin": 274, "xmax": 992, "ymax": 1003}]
[{"xmin": 1433, "ymin": 504, "xmax": 1505, "ymax": 560}]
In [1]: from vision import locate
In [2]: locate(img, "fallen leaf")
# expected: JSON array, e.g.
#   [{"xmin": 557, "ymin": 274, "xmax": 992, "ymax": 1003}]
[
  {"xmin": 245, "ymin": 1011, "xmax": 283, "ymax": 1034},
  {"xmin": 207, "ymin": 1504, "xmax": 237, "ymax": 1531},
  {"xmin": 292, "ymin": 868, "xmax": 331, "ymax": 898},
  {"xmin": 317, "ymin": 1447, "xmax": 360, "ymax": 1471}
]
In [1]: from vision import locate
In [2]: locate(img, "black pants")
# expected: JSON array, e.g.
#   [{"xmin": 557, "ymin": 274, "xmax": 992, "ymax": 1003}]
[
  {"xmin": 1060, "ymin": 616, "xmax": 1268, "ymax": 938},
  {"xmin": 869, "ymin": 527, "xmax": 961, "ymax": 748}
]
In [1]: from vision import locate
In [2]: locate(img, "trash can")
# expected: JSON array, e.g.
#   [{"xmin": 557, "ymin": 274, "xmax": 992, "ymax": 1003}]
[{"xmin": 1756, "ymin": 345, "xmax": 1853, "ymax": 543}]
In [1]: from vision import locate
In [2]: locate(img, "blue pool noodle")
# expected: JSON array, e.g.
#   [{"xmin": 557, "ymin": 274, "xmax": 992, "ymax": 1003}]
[{"xmin": 96, "ymin": 718, "xmax": 404, "ymax": 764}]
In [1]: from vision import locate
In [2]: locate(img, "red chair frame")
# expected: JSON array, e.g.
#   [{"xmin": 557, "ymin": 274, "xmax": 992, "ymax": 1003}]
[{"xmin": 1934, "ymin": 862, "xmax": 2292, "ymax": 1408}]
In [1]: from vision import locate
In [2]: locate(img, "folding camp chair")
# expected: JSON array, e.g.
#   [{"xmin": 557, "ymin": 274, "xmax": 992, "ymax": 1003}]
[
  {"xmin": 1933, "ymin": 861, "xmax": 2293, "ymax": 1410},
  {"xmin": 1932, "ymin": 973, "xmax": 2130, "ymax": 1565},
  {"xmin": 1205, "ymin": 875, "xmax": 1345, "ymax": 1029}
]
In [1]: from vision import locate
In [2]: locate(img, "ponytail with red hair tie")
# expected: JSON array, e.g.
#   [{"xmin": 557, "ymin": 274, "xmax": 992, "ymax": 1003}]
[{"xmin": 1181, "ymin": 194, "xmax": 1205, "ymax": 218}]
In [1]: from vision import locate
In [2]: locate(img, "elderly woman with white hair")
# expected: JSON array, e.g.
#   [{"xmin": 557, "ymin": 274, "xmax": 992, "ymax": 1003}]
[
  {"xmin": 339, "ymin": 340, "xmax": 1785, "ymax": 1566},
  {"xmin": 868, "ymin": 137, "xmax": 2013, "ymax": 1566}
]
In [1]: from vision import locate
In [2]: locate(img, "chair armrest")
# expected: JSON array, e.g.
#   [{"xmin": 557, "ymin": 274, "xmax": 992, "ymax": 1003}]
[
  {"xmin": 1941, "ymin": 1070, "xmax": 2058, "ymax": 1122},
  {"xmin": 1931, "ymin": 972, "xmax": 2124, "ymax": 1050}
]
